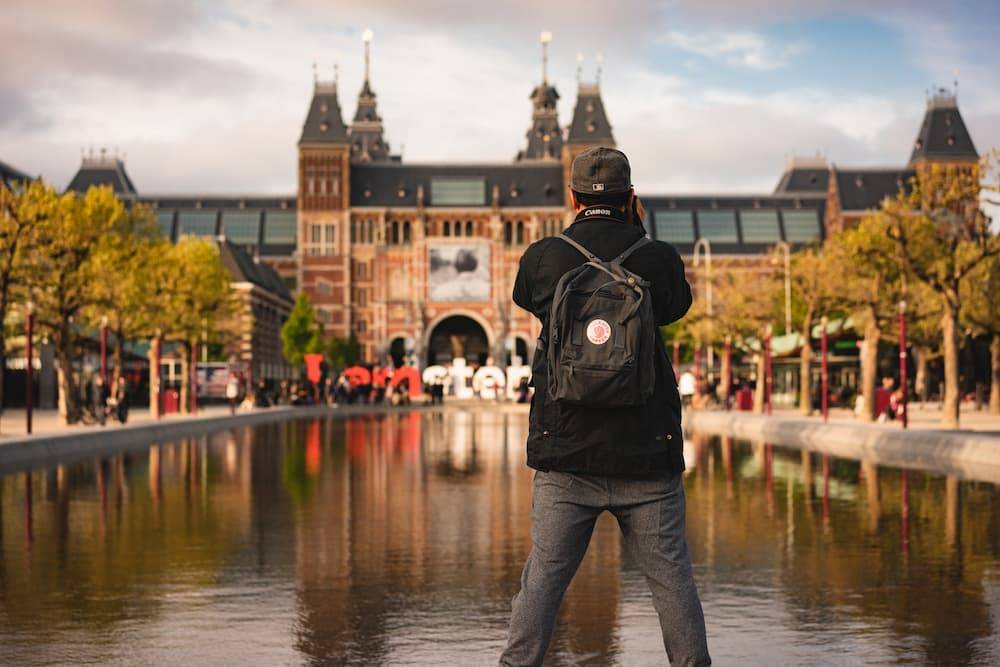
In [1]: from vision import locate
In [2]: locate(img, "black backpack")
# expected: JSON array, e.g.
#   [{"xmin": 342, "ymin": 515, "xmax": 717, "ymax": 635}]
[{"xmin": 546, "ymin": 233, "xmax": 657, "ymax": 407}]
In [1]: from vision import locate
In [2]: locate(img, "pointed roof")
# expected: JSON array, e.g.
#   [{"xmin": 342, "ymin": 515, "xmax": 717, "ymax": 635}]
[
  {"xmin": 830, "ymin": 166, "xmax": 914, "ymax": 212},
  {"xmin": 0, "ymin": 159, "xmax": 33, "ymax": 187},
  {"xmin": 567, "ymin": 82, "xmax": 614, "ymax": 145},
  {"xmin": 774, "ymin": 156, "xmax": 829, "ymax": 195},
  {"xmin": 348, "ymin": 30, "xmax": 392, "ymax": 162},
  {"xmin": 517, "ymin": 82, "xmax": 562, "ymax": 161},
  {"xmin": 299, "ymin": 79, "xmax": 349, "ymax": 145},
  {"xmin": 908, "ymin": 89, "xmax": 978, "ymax": 165},
  {"xmin": 66, "ymin": 151, "xmax": 138, "ymax": 197},
  {"xmin": 217, "ymin": 238, "xmax": 293, "ymax": 304}
]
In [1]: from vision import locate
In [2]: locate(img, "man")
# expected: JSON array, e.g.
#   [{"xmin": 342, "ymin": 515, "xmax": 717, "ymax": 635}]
[{"xmin": 501, "ymin": 147, "xmax": 709, "ymax": 666}]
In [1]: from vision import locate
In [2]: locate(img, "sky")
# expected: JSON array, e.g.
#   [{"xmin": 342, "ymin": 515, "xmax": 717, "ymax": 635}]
[{"xmin": 2, "ymin": 0, "xmax": 999, "ymax": 199}]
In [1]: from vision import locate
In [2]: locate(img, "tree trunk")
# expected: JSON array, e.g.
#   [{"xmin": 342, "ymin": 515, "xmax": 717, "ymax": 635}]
[
  {"xmin": 799, "ymin": 317, "xmax": 813, "ymax": 416},
  {"xmin": 941, "ymin": 305, "xmax": 960, "ymax": 429},
  {"xmin": 179, "ymin": 341, "xmax": 191, "ymax": 415},
  {"xmin": 54, "ymin": 333, "xmax": 79, "ymax": 424},
  {"xmin": 914, "ymin": 347, "xmax": 930, "ymax": 406},
  {"xmin": 990, "ymin": 334, "xmax": 1000, "ymax": 416},
  {"xmin": 112, "ymin": 330, "xmax": 125, "ymax": 386},
  {"xmin": 859, "ymin": 312, "xmax": 880, "ymax": 423},
  {"xmin": 753, "ymin": 352, "xmax": 766, "ymax": 414},
  {"xmin": 719, "ymin": 345, "xmax": 732, "ymax": 405}
]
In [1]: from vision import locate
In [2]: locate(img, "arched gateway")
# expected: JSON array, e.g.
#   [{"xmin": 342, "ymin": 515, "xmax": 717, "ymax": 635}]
[{"xmin": 425, "ymin": 314, "xmax": 491, "ymax": 366}]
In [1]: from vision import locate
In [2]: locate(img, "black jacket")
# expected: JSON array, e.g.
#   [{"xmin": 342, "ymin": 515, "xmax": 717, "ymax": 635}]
[{"xmin": 512, "ymin": 205, "xmax": 692, "ymax": 477}]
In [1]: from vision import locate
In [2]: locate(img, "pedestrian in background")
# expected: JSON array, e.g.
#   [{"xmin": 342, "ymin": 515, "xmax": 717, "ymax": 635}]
[{"xmin": 225, "ymin": 375, "xmax": 240, "ymax": 415}]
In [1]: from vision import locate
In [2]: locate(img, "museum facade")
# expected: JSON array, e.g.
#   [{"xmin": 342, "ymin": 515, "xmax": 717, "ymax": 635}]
[{"xmin": 59, "ymin": 39, "xmax": 980, "ymax": 368}]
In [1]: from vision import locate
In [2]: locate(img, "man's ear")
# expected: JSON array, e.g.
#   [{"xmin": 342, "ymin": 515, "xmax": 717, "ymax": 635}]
[{"xmin": 570, "ymin": 189, "xmax": 583, "ymax": 211}]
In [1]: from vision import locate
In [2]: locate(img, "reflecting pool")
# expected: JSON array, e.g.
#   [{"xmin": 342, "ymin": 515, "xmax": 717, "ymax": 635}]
[{"xmin": 1, "ymin": 408, "xmax": 998, "ymax": 665}]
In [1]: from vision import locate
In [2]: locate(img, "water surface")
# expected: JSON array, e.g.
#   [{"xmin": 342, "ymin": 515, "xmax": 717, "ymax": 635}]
[{"xmin": 1, "ymin": 407, "xmax": 998, "ymax": 665}]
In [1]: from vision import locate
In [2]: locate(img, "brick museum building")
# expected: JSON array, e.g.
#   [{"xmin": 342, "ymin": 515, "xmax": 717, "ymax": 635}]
[{"xmin": 52, "ymin": 38, "xmax": 980, "ymax": 375}]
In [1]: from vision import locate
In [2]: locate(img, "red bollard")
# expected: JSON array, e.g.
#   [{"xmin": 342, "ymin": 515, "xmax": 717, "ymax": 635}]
[
  {"xmin": 899, "ymin": 301, "xmax": 908, "ymax": 429},
  {"xmin": 26, "ymin": 303, "xmax": 34, "ymax": 435},
  {"xmin": 821, "ymin": 316, "xmax": 829, "ymax": 423},
  {"xmin": 764, "ymin": 325, "xmax": 773, "ymax": 416}
]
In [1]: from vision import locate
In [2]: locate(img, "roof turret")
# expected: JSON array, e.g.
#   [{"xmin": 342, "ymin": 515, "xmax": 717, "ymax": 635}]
[
  {"xmin": 517, "ymin": 31, "xmax": 562, "ymax": 161},
  {"xmin": 298, "ymin": 64, "xmax": 349, "ymax": 145},
  {"xmin": 908, "ymin": 86, "xmax": 978, "ymax": 165},
  {"xmin": 66, "ymin": 148, "xmax": 138, "ymax": 197},
  {"xmin": 349, "ymin": 29, "xmax": 393, "ymax": 163},
  {"xmin": 566, "ymin": 55, "xmax": 614, "ymax": 146}
]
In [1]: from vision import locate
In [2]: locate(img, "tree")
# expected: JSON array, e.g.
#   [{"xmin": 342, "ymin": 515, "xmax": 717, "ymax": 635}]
[
  {"xmin": 84, "ymin": 203, "xmax": 163, "ymax": 384},
  {"xmin": 326, "ymin": 333, "xmax": 362, "ymax": 370},
  {"xmin": 711, "ymin": 265, "xmax": 780, "ymax": 413},
  {"xmin": 25, "ymin": 186, "xmax": 125, "ymax": 423},
  {"xmin": 903, "ymin": 280, "xmax": 943, "ymax": 405},
  {"xmin": 281, "ymin": 293, "xmax": 321, "ymax": 367},
  {"xmin": 961, "ymin": 254, "xmax": 1000, "ymax": 414},
  {"xmin": 0, "ymin": 179, "xmax": 48, "ymax": 412},
  {"xmin": 786, "ymin": 246, "xmax": 838, "ymax": 415},
  {"xmin": 884, "ymin": 157, "xmax": 1000, "ymax": 428},
  {"xmin": 825, "ymin": 214, "xmax": 903, "ymax": 422},
  {"xmin": 156, "ymin": 238, "xmax": 237, "ymax": 414}
]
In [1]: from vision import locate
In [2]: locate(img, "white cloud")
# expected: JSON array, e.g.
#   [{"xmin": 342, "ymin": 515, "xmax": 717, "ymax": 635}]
[
  {"xmin": 663, "ymin": 30, "xmax": 802, "ymax": 70},
  {"xmin": 0, "ymin": 0, "xmax": 996, "ymax": 198}
]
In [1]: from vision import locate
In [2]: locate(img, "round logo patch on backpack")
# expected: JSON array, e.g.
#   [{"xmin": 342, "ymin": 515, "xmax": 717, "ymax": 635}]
[{"xmin": 586, "ymin": 319, "xmax": 612, "ymax": 345}]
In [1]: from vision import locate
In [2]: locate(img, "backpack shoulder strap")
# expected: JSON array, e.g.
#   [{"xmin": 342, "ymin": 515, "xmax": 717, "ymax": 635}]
[
  {"xmin": 557, "ymin": 233, "xmax": 599, "ymax": 262},
  {"xmin": 613, "ymin": 235, "xmax": 651, "ymax": 265}
]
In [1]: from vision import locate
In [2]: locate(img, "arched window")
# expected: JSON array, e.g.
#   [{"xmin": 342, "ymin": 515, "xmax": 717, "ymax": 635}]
[
  {"xmin": 454, "ymin": 220, "xmax": 462, "ymax": 237},
  {"xmin": 366, "ymin": 219, "xmax": 373, "ymax": 243},
  {"xmin": 443, "ymin": 220, "xmax": 451, "ymax": 237},
  {"xmin": 516, "ymin": 221, "xmax": 525, "ymax": 245},
  {"xmin": 350, "ymin": 220, "xmax": 357, "ymax": 244},
  {"xmin": 403, "ymin": 221, "xmax": 411, "ymax": 243},
  {"xmin": 504, "ymin": 221, "xmax": 512, "ymax": 245},
  {"xmin": 465, "ymin": 220, "xmax": 474, "ymax": 236},
  {"xmin": 391, "ymin": 221, "xmax": 399, "ymax": 245}
]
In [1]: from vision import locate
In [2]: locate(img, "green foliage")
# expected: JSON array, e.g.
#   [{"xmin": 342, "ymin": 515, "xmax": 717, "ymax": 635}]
[
  {"xmin": 85, "ymin": 202, "xmax": 163, "ymax": 342},
  {"xmin": 281, "ymin": 293, "xmax": 319, "ymax": 366},
  {"xmin": 156, "ymin": 237, "xmax": 237, "ymax": 344},
  {"xmin": 326, "ymin": 333, "xmax": 362, "ymax": 370}
]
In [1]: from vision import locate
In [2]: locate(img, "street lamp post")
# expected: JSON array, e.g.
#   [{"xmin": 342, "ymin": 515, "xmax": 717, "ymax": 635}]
[
  {"xmin": 821, "ymin": 315, "xmax": 829, "ymax": 423},
  {"xmin": 100, "ymin": 315, "xmax": 108, "ymax": 386},
  {"xmin": 693, "ymin": 238, "xmax": 714, "ymax": 381},
  {"xmin": 190, "ymin": 340, "xmax": 198, "ymax": 415},
  {"xmin": 723, "ymin": 336, "xmax": 732, "ymax": 410},
  {"xmin": 899, "ymin": 300, "xmax": 908, "ymax": 429},
  {"xmin": 25, "ymin": 302, "xmax": 34, "ymax": 435},
  {"xmin": 774, "ymin": 241, "xmax": 792, "ymax": 335},
  {"xmin": 152, "ymin": 330, "xmax": 161, "ymax": 420},
  {"xmin": 765, "ymin": 324, "xmax": 773, "ymax": 416}
]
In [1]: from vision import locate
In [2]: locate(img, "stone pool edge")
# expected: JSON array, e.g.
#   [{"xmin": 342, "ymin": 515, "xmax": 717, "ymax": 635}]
[
  {"xmin": 685, "ymin": 410, "xmax": 1000, "ymax": 484},
  {"xmin": 0, "ymin": 404, "xmax": 432, "ymax": 473}
]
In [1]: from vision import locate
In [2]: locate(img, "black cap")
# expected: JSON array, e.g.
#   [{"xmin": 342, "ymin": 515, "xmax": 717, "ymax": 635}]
[{"xmin": 571, "ymin": 146, "xmax": 631, "ymax": 194}]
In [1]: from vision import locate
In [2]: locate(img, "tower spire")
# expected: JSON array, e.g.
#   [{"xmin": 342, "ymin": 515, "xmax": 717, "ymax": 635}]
[
  {"xmin": 576, "ymin": 52, "xmax": 584, "ymax": 82},
  {"xmin": 540, "ymin": 31, "xmax": 552, "ymax": 84},
  {"xmin": 363, "ymin": 28, "xmax": 373, "ymax": 83},
  {"xmin": 595, "ymin": 51, "xmax": 603, "ymax": 86},
  {"xmin": 517, "ymin": 32, "xmax": 561, "ymax": 161}
]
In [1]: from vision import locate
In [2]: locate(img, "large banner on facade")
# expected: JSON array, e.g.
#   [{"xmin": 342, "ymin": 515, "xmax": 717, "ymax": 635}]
[{"xmin": 427, "ymin": 243, "xmax": 490, "ymax": 302}]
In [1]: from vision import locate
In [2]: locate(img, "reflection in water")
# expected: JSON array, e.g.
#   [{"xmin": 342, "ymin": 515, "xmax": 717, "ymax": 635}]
[{"xmin": 0, "ymin": 407, "xmax": 998, "ymax": 665}]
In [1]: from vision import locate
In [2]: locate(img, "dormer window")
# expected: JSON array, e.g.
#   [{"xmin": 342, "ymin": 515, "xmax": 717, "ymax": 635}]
[
  {"xmin": 319, "ymin": 121, "xmax": 329, "ymax": 133},
  {"xmin": 586, "ymin": 121, "xmax": 597, "ymax": 133},
  {"xmin": 946, "ymin": 135, "xmax": 956, "ymax": 146}
]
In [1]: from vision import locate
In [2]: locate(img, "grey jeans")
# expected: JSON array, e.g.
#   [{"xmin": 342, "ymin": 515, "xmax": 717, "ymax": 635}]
[{"xmin": 500, "ymin": 469, "xmax": 710, "ymax": 666}]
